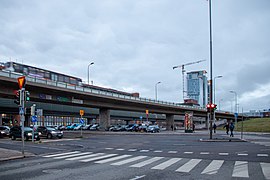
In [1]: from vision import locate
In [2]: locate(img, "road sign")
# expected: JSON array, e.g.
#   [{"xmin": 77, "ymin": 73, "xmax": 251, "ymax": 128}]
[
  {"xmin": 17, "ymin": 76, "xmax": 26, "ymax": 89},
  {"xmin": 140, "ymin": 116, "xmax": 143, "ymax": 120},
  {"xmin": 234, "ymin": 113, "xmax": 238, "ymax": 118},
  {"xmin": 19, "ymin": 107, "xmax": 24, "ymax": 115},
  {"xmin": 31, "ymin": 116, "xmax": 37, "ymax": 122},
  {"xmin": 80, "ymin": 110, "xmax": 84, "ymax": 116},
  {"xmin": 80, "ymin": 119, "xmax": 84, "ymax": 124}
]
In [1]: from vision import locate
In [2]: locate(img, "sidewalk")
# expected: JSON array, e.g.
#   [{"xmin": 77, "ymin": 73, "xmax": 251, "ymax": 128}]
[{"xmin": 0, "ymin": 148, "xmax": 34, "ymax": 162}]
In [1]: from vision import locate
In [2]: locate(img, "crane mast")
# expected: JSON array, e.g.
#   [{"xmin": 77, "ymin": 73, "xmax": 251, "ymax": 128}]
[{"xmin": 173, "ymin": 59, "xmax": 206, "ymax": 102}]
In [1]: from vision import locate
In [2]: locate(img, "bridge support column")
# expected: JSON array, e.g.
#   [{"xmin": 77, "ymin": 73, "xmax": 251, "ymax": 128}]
[
  {"xmin": 0, "ymin": 114, "xmax": 2, "ymax": 125},
  {"xmin": 166, "ymin": 114, "xmax": 174, "ymax": 131},
  {"xmin": 99, "ymin": 108, "xmax": 110, "ymax": 130}
]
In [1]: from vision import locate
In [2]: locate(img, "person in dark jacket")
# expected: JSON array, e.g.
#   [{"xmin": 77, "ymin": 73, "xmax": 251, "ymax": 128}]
[
  {"xmin": 213, "ymin": 123, "xmax": 217, "ymax": 133},
  {"xmin": 229, "ymin": 122, "xmax": 235, "ymax": 137},
  {"xmin": 223, "ymin": 122, "xmax": 229, "ymax": 135}
]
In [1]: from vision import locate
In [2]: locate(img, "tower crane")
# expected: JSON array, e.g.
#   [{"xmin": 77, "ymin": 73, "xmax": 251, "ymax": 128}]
[{"xmin": 173, "ymin": 59, "xmax": 206, "ymax": 102}]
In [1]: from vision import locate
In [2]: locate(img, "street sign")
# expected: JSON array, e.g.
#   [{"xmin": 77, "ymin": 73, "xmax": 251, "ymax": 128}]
[
  {"xmin": 140, "ymin": 116, "xmax": 143, "ymax": 120},
  {"xmin": 17, "ymin": 76, "xmax": 26, "ymax": 89},
  {"xmin": 80, "ymin": 119, "xmax": 84, "ymax": 124},
  {"xmin": 31, "ymin": 116, "xmax": 37, "ymax": 122},
  {"xmin": 19, "ymin": 107, "xmax": 24, "ymax": 115},
  {"xmin": 80, "ymin": 110, "xmax": 84, "ymax": 116},
  {"xmin": 234, "ymin": 113, "xmax": 238, "ymax": 118}
]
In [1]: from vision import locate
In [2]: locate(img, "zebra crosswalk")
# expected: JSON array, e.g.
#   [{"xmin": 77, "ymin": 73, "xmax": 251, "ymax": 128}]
[{"xmin": 42, "ymin": 151, "xmax": 270, "ymax": 179}]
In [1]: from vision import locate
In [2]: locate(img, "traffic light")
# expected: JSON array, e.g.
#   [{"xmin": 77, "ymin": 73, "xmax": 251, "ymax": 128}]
[
  {"xmin": 14, "ymin": 90, "xmax": 21, "ymax": 106},
  {"xmin": 206, "ymin": 104, "xmax": 217, "ymax": 112},
  {"xmin": 31, "ymin": 104, "xmax": 36, "ymax": 116},
  {"xmin": 25, "ymin": 91, "xmax": 30, "ymax": 101}
]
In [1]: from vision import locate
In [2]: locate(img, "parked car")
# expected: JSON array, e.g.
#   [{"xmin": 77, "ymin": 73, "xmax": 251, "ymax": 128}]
[
  {"xmin": 83, "ymin": 124, "xmax": 92, "ymax": 130},
  {"xmin": 0, "ymin": 126, "xmax": 10, "ymax": 138},
  {"xmin": 147, "ymin": 125, "xmax": 160, "ymax": 133},
  {"xmin": 138, "ymin": 125, "xmax": 148, "ymax": 132},
  {"xmin": 89, "ymin": 124, "xmax": 99, "ymax": 131},
  {"xmin": 9, "ymin": 126, "xmax": 40, "ymax": 141},
  {"xmin": 74, "ymin": 124, "xmax": 84, "ymax": 130},
  {"xmin": 126, "ymin": 124, "xmax": 139, "ymax": 132},
  {"xmin": 66, "ymin": 124, "xmax": 78, "ymax": 130},
  {"xmin": 37, "ymin": 126, "xmax": 63, "ymax": 139}
]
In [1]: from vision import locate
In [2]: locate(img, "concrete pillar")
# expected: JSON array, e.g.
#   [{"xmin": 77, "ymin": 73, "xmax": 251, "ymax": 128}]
[
  {"xmin": 205, "ymin": 116, "xmax": 209, "ymax": 129},
  {"xmin": 99, "ymin": 108, "xmax": 110, "ymax": 130},
  {"xmin": 166, "ymin": 114, "xmax": 174, "ymax": 131}
]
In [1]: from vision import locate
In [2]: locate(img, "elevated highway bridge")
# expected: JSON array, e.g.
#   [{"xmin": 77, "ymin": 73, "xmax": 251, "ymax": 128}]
[{"xmin": 0, "ymin": 70, "xmax": 241, "ymax": 130}]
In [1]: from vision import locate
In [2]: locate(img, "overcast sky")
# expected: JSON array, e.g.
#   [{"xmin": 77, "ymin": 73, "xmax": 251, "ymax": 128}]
[{"xmin": 0, "ymin": 0, "xmax": 270, "ymax": 112}]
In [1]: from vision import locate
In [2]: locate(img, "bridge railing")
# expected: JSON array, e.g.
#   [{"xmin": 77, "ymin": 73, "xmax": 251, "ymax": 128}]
[{"xmin": 0, "ymin": 70, "xmax": 206, "ymax": 111}]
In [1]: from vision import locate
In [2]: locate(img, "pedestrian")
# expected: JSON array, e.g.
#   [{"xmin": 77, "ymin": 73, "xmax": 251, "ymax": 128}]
[
  {"xmin": 223, "ymin": 122, "xmax": 229, "ymax": 135},
  {"xmin": 192, "ymin": 123, "xmax": 195, "ymax": 132},
  {"xmin": 171, "ymin": 125, "xmax": 173, "ymax": 131},
  {"xmin": 229, "ymin": 122, "xmax": 234, "ymax": 137},
  {"xmin": 213, "ymin": 123, "xmax": 217, "ymax": 133}
]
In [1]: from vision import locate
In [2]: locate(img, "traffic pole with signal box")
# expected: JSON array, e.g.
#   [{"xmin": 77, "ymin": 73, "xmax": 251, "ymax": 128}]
[
  {"xmin": 25, "ymin": 91, "xmax": 30, "ymax": 101},
  {"xmin": 80, "ymin": 110, "xmax": 84, "ymax": 137},
  {"xmin": 31, "ymin": 104, "xmax": 36, "ymax": 142},
  {"xmin": 14, "ymin": 90, "xmax": 22, "ymax": 106},
  {"xmin": 17, "ymin": 76, "xmax": 26, "ymax": 156},
  {"xmin": 145, "ymin": 110, "xmax": 149, "ymax": 125}
]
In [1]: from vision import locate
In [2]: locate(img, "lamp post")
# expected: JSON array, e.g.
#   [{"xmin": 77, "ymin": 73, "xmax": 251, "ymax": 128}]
[
  {"xmin": 155, "ymin": 81, "xmax": 161, "ymax": 101},
  {"xmin": 218, "ymin": 99, "xmax": 223, "ymax": 111},
  {"xmin": 230, "ymin": 90, "xmax": 238, "ymax": 128},
  {"xmin": 88, "ymin": 62, "xmax": 94, "ymax": 85},
  {"xmin": 208, "ymin": 0, "xmax": 214, "ymax": 139},
  {"xmin": 214, "ymin": 75, "xmax": 222, "ymax": 104}
]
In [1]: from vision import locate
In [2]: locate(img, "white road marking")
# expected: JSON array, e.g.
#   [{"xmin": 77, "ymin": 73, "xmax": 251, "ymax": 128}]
[
  {"xmin": 154, "ymin": 150, "xmax": 163, "ymax": 153},
  {"xmin": 232, "ymin": 161, "xmax": 249, "ymax": 178},
  {"xmin": 105, "ymin": 148, "xmax": 114, "ymax": 150},
  {"xmin": 41, "ymin": 139, "xmax": 77, "ymax": 143},
  {"xmin": 130, "ymin": 157, "xmax": 164, "ymax": 168},
  {"xmin": 129, "ymin": 175, "xmax": 146, "ymax": 180},
  {"xmin": 128, "ymin": 149, "xmax": 137, "ymax": 152},
  {"xmin": 80, "ymin": 154, "xmax": 118, "ymax": 162},
  {"xmin": 260, "ymin": 163, "xmax": 270, "ymax": 180},
  {"xmin": 201, "ymin": 160, "xmax": 224, "ymax": 175},
  {"xmin": 237, "ymin": 153, "xmax": 248, "ymax": 156},
  {"xmin": 200, "ymin": 152, "xmax": 210, "ymax": 155},
  {"xmin": 168, "ymin": 151, "xmax": 178, "ymax": 154},
  {"xmin": 43, "ymin": 151, "xmax": 80, "ymax": 158},
  {"xmin": 95, "ymin": 155, "xmax": 132, "ymax": 164},
  {"xmin": 257, "ymin": 154, "xmax": 269, "ymax": 157},
  {"xmin": 151, "ymin": 158, "xmax": 182, "ymax": 170},
  {"xmin": 219, "ymin": 153, "xmax": 229, "ymax": 156},
  {"xmin": 111, "ymin": 156, "xmax": 148, "ymax": 166},
  {"xmin": 140, "ymin": 150, "xmax": 150, "ymax": 152},
  {"xmin": 116, "ymin": 149, "xmax": 125, "ymax": 151},
  {"xmin": 66, "ymin": 153, "xmax": 104, "ymax": 161},
  {"xmin": 176, "ymin": 159, "xmax": 202, "ymax": 173},
  {"xmin": 54, "ymin": 152, "xmax": 92, "ymax": 159}
]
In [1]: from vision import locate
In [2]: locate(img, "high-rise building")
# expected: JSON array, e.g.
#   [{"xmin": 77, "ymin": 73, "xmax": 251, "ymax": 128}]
[{"xmin": 186, "ymin": 70, "xmax": 208, "ymax": 107}]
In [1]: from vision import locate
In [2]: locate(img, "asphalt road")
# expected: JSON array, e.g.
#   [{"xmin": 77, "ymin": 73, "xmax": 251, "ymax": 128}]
[{"xmin": 0, "ymin": 130, "xmax": 269, "ymax": 180}]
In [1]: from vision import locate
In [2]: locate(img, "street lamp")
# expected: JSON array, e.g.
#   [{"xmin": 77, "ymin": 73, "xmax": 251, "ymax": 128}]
[
  {"xmin": 230, "ymin": 90, "xmax": 238, "ymax": 127},
  {"xmin": 218, "ymin": 99, "xmax": 223, "ymax": 111},
  {"xmin": 88, "ymin": 62, "xmax": 94, "ymax": 85},
  {"xmin": 214, "ymin": 75, "xmax": 222, "ymax": 104},
  {"xmin": 155, "ymin": 81, "xmax": 161, "ymax": 101}
]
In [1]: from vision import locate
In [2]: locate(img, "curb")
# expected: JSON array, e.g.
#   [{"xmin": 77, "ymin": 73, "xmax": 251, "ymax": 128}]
[{"xmin": 199, "ymin": 138, "xmax": 247, "ymax": 142}]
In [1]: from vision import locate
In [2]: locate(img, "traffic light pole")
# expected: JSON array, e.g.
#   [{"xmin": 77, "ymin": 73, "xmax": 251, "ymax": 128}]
[{"xmin": 20, "ymin": 88, "xmax": 25, "ymax": 156}]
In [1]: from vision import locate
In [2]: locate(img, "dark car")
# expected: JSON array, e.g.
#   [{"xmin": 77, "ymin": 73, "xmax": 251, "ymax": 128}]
[
  {"xmin": 9, "ymin": 126, "xmax": 40, "ymax": 141},
  {"xmin": 37, "ymin": 126, "xmax": 63, "ymax": 139},
  {"xmin": 0, "ymin": 126, "xmax": 10, "ymax": 138},
  {"xmin": 147, "ymin": 125, "xmax": 160, "ymax": 133}
]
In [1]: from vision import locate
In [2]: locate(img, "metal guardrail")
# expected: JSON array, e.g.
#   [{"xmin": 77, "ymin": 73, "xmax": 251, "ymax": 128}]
[{"xmin": 0, "ymin": 70, "xmax": 209, "ymax": 111}]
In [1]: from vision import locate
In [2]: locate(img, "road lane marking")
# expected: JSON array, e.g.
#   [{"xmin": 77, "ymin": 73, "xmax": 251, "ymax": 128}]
[
  {"xmin": 237, "ymin": 153, "xmax": 248, "ymax": 156},
  {"xmin": 129, "ymin": 175, "xmax": 146, "ymax": 180},
  {"xmin": 95, "ymin": 155, "xmax": 132, "ymax": 164},
  {"xmin": 232, "ymin": 161, "xmax": 249, "ymax": 178},
  {"xmin": 128, "ymin": 149, "xmax": 137, "ymax": 152},
  {"xmin": 257, "ymin": 154, "xmax": 269, "ymax": 157},
  {"xmin": 168, "ymin": 151, "xmax": 178, "ymax": 154},
  {"xmin": 54, "ymin": 152, "xmax": 92, "ymax": 159},
  {"xmin": 176, "ymin": 159, "xmax": 202, "ymax": 173},
  {"xmin": 201, "ymin": 160, "xmax": 224, "ymax": 175},
  {"xmin": 154, "ymin": 150, "xmax": 163, "ymax": 153},
  {"xmin": 130, "ymin": 157, "xmax": 164, "ymax": 168},
  {"xmin": 80, "ymin": 154, "xmax": 118, "ymax": 162},
  {"xmin": 260, "ymin": 163, "xmax": 270, "ymax": 180},
  {"xmin": 105, "ymin": 148, "xmax": 114, "ymax": 150},
  {"xmin": 219, "ymin": 153, "xmax": 229, "ymax": 156},
  {"xmin": 66, "ymin": 153, "xmax": 104, "ymax": 161},
  {"xmin": 111, "ymin": 156, "xmax": 148, "ymax": 166},
  {"xmin": 184, "ymin": 152, "xmax": 193, "ymax": 154},
  {"xmin": 151, "ymin": 158, "xmax": 182, "ymax": 170},
  {"xmin": 200, "ymin": 152, "xmax": 210, "ymax": 155},
  {"xmin": 140, "ymin": 150, "xmax": 150, "ymax": 152},
  {"xmin": 116, "ymin": 149, "xmax": 125, "ymax": 151},
  {"xmin": 43, "ymin": 151, "xmax": 80, "ymax": 158}
]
